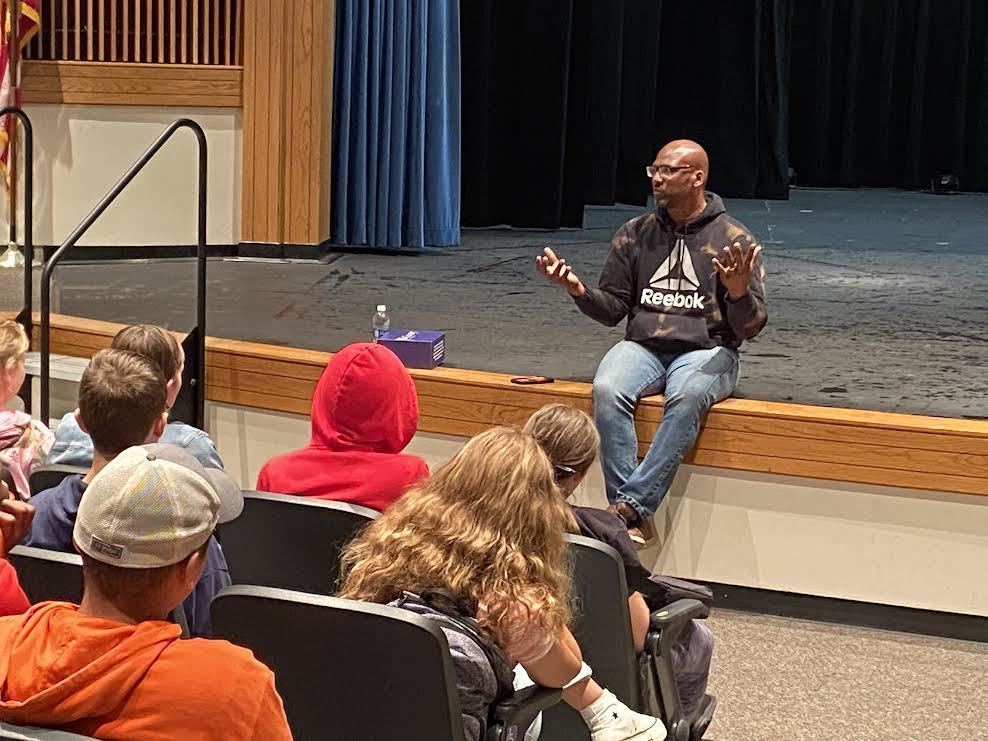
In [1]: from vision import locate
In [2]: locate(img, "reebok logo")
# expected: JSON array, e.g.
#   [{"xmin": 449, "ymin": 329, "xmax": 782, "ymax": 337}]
[
  {"xmin": 640, "ymin": 237, "xmax": 705, "ymax": 310},
  {"xmin": 640, "ymin": 288, "xmax": 705, "ymax": 310}
]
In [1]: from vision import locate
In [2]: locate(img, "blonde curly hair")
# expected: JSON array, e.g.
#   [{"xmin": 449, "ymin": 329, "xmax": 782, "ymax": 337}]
[
  {"xmin": 0, "ymin": 319, "xmax": 29, "ymax": 371},
  {"xmin": 339, "ymin": 426, "xmax": 573, "ymax": 647}
]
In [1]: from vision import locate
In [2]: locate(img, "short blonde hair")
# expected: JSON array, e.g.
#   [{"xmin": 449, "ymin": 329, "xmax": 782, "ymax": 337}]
[
  {"xmin": 523, "ymin": 404, "xmax": 600, "ymax": 475},
  {"xmin": 339, "ymin": 427, "xmax": 573, "ymax": 648},
  {"xmin": 0, "ymin": 319, "xmax": 29, "ymax": 371}
]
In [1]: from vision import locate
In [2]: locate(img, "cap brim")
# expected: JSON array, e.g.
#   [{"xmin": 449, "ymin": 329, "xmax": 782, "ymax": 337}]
[{"xmin": 203, "ymin": 467, "xmax": 244, "ymax": 523}]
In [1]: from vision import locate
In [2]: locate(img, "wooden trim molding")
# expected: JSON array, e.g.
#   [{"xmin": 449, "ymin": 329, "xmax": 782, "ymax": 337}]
[
  {"xmin": 22, "ymin": 60, "xmax": 244, "ymax": 107},
  {"xmin": 21, "ymin": 313, "xmax": 988, "ymax": 498}
]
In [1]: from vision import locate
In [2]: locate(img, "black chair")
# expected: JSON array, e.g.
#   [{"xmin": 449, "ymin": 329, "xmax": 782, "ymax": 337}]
[
  {"xmin": 0, "ymin": 723, "xmax": 97, "ymax": 740},
  {"xmin": 220, "ymin": 491, "xmax": 379, "ymax": 595},
  {"xmin": 6, "ymin": 546, "xmax": 189, "ymax": 637},
  {"xmin": 7, "ymin": 546, "xmax": 83, "ymax": 604},
  {"xmin": 541, "ymin": 535, "xmax": 715, "ymax": 741},
  {"xmin": 28, "ymin": 466, "xmax": 87, "ymax": 497},
  {"xmin": 211, "ymin": 585, "xmax": 560, "ymax": 741}
]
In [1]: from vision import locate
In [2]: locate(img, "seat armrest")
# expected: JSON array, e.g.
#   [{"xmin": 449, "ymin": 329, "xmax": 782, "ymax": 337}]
[
  {"xmin": 649, "ymin": 598, "xmax": 706, "ymax": 633},
  {"xmin": 490, "ymin": 684, "xmax": 562, "ymax": 740},
  {"xmin": 646, "ymin": 598, "xmax": 706, "ymax": 659}
]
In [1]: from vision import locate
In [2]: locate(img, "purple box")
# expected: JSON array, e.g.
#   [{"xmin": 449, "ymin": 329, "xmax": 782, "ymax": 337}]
[{"xmin": 378, "ymin": 329, "xmax": 446, "ymax": 369}]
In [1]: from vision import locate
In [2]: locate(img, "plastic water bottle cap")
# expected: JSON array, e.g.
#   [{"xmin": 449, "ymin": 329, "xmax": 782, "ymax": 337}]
[{"xmin": 377, "ymin": 305, "xmax": 387, "ymax": 312}]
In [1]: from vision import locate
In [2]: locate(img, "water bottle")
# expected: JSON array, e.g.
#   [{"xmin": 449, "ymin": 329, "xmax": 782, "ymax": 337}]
[{"xmin": 372, "ymin": 305, "xmax": 391, "ymax": 342}]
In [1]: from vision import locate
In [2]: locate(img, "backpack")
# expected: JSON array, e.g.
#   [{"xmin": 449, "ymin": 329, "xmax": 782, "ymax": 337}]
[{"xmin": 394, "ymin": 590, "xmax": 516, "ymax": 738}]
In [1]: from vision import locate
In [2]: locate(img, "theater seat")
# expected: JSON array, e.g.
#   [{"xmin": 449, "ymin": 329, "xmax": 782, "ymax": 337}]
[
  {"xmin": 540, "ymin": 535, "xmax": 715, "ymax": 741},
  {"xmin": 211, "ymin": 585, "xmax": 560, "ymax": 741},
  {"xmin": 7, "ymin": 547, "xmax": 83, "ymax": 605},
  {"xmin": 0, "ymin": 722, "xmax": 97, "ymax": 739},
  {"xmin": 28, "ymin": 466, "xmax": 87, "ymax": 497},
  {"xmin": 219, "ymin": 492, "xmax": 379, "ymax": 595}
]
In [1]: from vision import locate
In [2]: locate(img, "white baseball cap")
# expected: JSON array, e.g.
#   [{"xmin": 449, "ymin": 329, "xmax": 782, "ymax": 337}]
[{"xmin": 73, "ymin": 443, "xmax": 244, "ymax": 569}]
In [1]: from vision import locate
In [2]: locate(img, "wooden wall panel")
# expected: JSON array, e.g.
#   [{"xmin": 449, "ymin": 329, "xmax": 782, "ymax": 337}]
[
  {"xmin": 16, "ymin": 312, "xmax": 988, "ymax": 499},
  {"xmin": 23, "ymin": 60, "xmax": 243, "ymax": 106},
  {"xmin": 241, "ymin": 0, "xmax": 334, "ymax": 246}
]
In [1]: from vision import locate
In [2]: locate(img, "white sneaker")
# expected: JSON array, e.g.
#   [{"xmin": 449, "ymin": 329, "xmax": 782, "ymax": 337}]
[{"xmin": 581, "ymin": 690, "xmax": 668, "ymax": 741}]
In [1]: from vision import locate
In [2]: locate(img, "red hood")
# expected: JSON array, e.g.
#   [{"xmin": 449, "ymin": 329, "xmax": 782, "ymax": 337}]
[
  {"xmin": 256, "ymin": 343, "xmax": 427, "ymax": 510},
  {"xmin": 310, "ymin": 343, "xmax": 419, "ymax": 454}
]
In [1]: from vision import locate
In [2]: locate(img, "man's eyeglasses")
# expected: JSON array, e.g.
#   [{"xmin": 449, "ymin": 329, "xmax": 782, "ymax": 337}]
[
  {"xmin": 646, "ymin": 165, "xmax": 694, "ymax": 178},
  {"xmin": 554, "ymin": 464, "xmax": 578, "ymax": 481}
]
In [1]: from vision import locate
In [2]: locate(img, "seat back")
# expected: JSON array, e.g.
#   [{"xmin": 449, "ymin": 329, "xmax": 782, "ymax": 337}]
[
  {"xmin": 220, "ymin": 492, "xmax": 379, "ymax": 595},
  {"xmin": 541, "ymin": 534, "xmax": 642, "ymax": 741},
  {"xmin": 211, "ymin": 585, "xmax": 464, "ymax": 741},
  {"xmin": 0, "ymin": 723, "xmax": 97, "ymax": 740},
  {"xmin": 7, "ymin": 546, "xmax": 83, "ymax": 604},
  {"xmin": 28, "ymin": 466, "xmax": 87, "ymax": 497}
]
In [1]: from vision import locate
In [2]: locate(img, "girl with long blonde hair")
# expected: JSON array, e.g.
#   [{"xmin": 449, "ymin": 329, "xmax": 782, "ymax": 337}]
[
  {"xmin": 524, "ymin": 404, "xmax": 715, "ymax": 725},
  {"xmin": 340, "ymin": 426, "xmax": 666, "ymax": 741}
]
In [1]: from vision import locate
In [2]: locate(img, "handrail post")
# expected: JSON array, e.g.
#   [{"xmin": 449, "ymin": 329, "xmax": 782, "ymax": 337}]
[
  {"xmin": 195, "ymin": 124, "xmax": 207, "ymax": 427},
  {"xmin": 40, "ymin": 119, "xmax": 208, "ymax": 426},
  {"xmin": 0, "ymin": 107, "xmax": 35, "ymax": 348}
]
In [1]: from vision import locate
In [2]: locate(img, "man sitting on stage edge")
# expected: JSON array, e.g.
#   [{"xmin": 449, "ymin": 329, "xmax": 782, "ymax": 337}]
[{"xmin": 536, "ymin": 139, "xmax": 767, "ymax": 543}]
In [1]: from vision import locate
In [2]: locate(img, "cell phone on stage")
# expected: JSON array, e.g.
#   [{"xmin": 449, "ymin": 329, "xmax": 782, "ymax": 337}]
[{"xmin": 510, "ymin": 376, "xmax": 554, "ymax": 385}]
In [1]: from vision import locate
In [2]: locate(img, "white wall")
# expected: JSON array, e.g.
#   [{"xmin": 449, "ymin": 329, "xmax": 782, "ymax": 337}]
[
  {"xmin": 1, "ymin": 104, "xmax": 241, "ymax": 246},
  {"xmin": 205, "ymin": 401, "xmax": 988, "ymax": 618}
]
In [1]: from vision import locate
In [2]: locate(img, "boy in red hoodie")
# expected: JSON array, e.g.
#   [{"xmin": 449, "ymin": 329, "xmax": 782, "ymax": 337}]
[
  {"xmin": 0, "ymin": 444, "xmax": 292, "ymax": 740},
  {"xmin": 257, "ymin": 342, "xmax": 428, "ymax": 512}
]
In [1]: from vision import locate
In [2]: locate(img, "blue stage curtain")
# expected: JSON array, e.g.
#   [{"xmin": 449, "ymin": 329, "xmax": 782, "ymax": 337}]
[{"xmin": 332, "ymin": 0, "xmax": 460, "ymax": 249}]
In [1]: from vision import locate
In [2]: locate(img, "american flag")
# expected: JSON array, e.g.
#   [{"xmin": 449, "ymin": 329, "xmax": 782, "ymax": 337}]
[{"xmin": 0, "ymin": 0, "xmax": 40, "ymax": 187}]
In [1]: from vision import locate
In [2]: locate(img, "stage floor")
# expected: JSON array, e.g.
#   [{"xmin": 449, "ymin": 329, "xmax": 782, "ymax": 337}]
[{"xmin": 16, "ymin": 187, "xmax": 988, "ymax": 420}]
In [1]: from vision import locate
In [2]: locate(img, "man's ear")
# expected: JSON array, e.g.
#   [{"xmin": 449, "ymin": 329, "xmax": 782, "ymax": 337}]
[
  {"xmin": 183, "ymin": 547, "xmax": 207, "ymax": 588},
  {"xmin": 152, "ymin": 412, "xmax": 167, "ymax": 438},
  {"xmin": 74, "ymin": 408, "xmax": 89, "ymax": 434}
]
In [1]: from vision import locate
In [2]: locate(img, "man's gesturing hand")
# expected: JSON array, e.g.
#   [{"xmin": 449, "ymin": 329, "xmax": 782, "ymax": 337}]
[
  {"xmin": 713, "ymin": 241, "xmax": 761, "ymax": 301},
  {"xmin": 535, "ymin": 247, "xmax": 586, "ymax": 298}
]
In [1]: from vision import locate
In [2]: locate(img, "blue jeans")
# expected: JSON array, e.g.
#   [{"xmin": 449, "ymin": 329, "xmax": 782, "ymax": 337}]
[{"xmin": 593, "ymin": 341, "xmax": 740, "ymax": 519}]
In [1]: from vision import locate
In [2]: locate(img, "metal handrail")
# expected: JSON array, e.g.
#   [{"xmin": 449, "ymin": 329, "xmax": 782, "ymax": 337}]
[
  {"xmin": 39, "ymin": 119, "xmax": 208, "ymax": 427},
  {"xmin": 0, "ymin": 107, "xmax": 35, "ymax": 341}
]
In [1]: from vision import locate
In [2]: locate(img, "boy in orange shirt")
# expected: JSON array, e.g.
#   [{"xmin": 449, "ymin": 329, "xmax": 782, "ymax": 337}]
[{"xmin": 0, "ymin": 444, "xmax": 292, "ymax": 740}]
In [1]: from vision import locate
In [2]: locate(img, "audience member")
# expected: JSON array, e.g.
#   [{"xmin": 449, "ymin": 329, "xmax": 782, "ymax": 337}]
[
  {"xmin": 26, "ymin": 350, "xmax": 242, "ymax": 637},
  {"xmin": 48, "ymin": 324, "xmax": 223, "ymax": 469},
  {"xmin": 340, "ymin": 427, "xmax": 666, "ymax": 741},
  {"xmin": 257, "ymin": 342, "xmax": 427, "ymax": 512},
  {"xmin": 0, "ymin": 319, "xmax": 53, "ymax": 498},
  {"xmin": 0, "ymin": 486, "xmax": 32, "ymax": 616},
  {"xmin": 524, "ymin": 403, "xmax": 715, "ymax": 721},
  {"xmin": 0, "ymin": 445, "xmax": 291, "ymax": 740}
]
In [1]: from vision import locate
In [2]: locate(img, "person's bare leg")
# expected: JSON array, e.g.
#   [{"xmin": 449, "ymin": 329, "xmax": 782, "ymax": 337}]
[
  {"xmin": 521, "ymin": 628, "xmax": 667, "ymax": 740},
  {"xmin": 629, "ymin": 592, "xmax": 650, "ymax": 652}
]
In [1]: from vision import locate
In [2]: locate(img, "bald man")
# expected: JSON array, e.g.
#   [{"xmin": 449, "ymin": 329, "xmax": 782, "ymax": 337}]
[{"xmin": 536, "ymin": 140, "xmax": 767, "ymax": 544}]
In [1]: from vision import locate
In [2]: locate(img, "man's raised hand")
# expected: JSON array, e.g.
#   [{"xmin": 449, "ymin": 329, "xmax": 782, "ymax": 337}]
[
  {"xmin": 713, "ymin": 240, "xmax": 761, "ymax": 301},
  {"xmin": 535, "ymin": 247, "xmax": 586, "ymax": 297}
]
